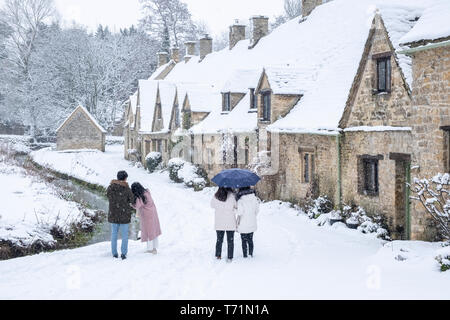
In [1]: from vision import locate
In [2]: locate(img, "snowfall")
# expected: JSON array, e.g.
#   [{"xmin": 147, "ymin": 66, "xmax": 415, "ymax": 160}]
[{"xmin": 0, "ymin": 143, "xmax": 449, "ymax": 300}]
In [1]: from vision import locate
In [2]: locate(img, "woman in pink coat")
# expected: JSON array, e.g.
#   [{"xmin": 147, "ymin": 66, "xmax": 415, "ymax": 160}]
[{"xmin": 131, "ymin": 183, "xmax": 162, "ymax": 254}]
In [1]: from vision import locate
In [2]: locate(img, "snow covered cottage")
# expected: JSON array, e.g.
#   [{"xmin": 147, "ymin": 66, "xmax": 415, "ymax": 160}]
[
  {"xmin": 124, "ymin": 0, "xmax": 450, "ymax": 241},
  {"xmin": 57, "ymin": 106, "xmax": 106, "ymax": 152}
]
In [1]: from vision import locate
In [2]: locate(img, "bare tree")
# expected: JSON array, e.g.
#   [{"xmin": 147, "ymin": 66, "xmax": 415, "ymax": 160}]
[
  {"xmin": 410, "ymin": 174, "xmax": 450, "ymax": 240},
  {"xmin": 1, "ymin": 0, "xmax": 55, "ymax": 136},
  {"xmin": 2, "ymin": 0, "xmax": 55, "ymax": 76},
  {"xmin": 284, "ymin": 0, "xmax": 302, "ymax": 19},
  {"xmin": 139, "ymin": 0, "xmax": 200, "ymax": 50}
]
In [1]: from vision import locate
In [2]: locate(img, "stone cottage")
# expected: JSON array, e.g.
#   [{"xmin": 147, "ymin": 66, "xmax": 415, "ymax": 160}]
[
  {"xmin": 124, "ymin": 0, "xmax": 449, "ymax": 240},
  {"xmin": 56, "ymin": 105, "xmax": 106, "ymax": 152}
]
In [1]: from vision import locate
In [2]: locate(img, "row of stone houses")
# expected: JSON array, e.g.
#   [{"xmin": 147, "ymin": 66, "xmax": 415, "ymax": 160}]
[{"xmin": 124, "ymin": 0, "xmax": 450, "ymax": 241}]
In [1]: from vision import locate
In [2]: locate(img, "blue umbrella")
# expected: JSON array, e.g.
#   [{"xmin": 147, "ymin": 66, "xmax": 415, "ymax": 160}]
[{"xmin": 212, "ymin": 169, "xmax": 261, "ymax": 188}]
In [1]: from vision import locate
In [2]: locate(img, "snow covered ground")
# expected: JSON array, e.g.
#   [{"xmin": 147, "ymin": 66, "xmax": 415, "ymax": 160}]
[
  {"xmin": 0, "ymin": 161, "xmax": 94, "ymax": 249},
  {"xmin": 0, "ymin": 145, "xmax": 449, "ymax": 299}
]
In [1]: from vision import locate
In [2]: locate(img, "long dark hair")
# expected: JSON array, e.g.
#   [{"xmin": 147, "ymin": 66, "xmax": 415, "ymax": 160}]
[
  {"xmin": 131, "ymin": 182, "xmax": 147, "ymax": 205},
  {"xmin": 215, "ymin": 187, "xmax": 231, "ymax": 202},
  {"xmin": 236, "ymin": 187, "xmax": 255, "ymax": 201}
]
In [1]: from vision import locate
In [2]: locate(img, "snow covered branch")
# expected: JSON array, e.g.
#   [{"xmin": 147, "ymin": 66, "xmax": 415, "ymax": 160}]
[{"xmin": 410, "ymin": 173, "xmax": 450, "ymax": 240}]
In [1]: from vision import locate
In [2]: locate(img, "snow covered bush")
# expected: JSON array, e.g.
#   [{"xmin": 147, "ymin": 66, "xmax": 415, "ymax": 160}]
[
  {"xmin": 302, "ymin": 198, "xmax": 390, "ymax": 240},
  {"xmin": 305, "ymin": 196, "xmax": 333, "ymax": 219},
  {"xmin": 410, "ymin": 174, "xmax": 450, "ymax": 240},
  {"xmin": 168, "ymin": 158, "xmax": 208, "ymax": 191},
  {"xmin": 127, "ymin": 149, "xmax": 141, "ymax": 163},
  {"xmin": 168, "ymin": 158, "xmax": 185, "ymax": 183},
  {"xmin": 435, "ymin": 245, "xmax": 450, "ymax": 272},
  {"xmin": 145, "ymin": 152, "xmax": 162, "ymax": 173}
]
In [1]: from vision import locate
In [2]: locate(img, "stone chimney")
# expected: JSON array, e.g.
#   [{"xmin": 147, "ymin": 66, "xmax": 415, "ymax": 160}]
[
  {"xmin": 171, "ymin": 47, "xmax": 179, "ymax": 63},
  {"xmin": 199, "ymin": 34, "xmax": 213, "ymax": 61},
  {"xmin": 229, "ymin": 20, "xmax": 246, "ymax": 50},
  {"xmin": 250, "ymin": 16, "xmax": 269, "ymax": 48},
  {"xmin": 157, "ymin": 52, "xmax": 169, "ymax": 67},
  {"xmin": 184, "ymin": 41, "xmax": 196, "ymax": 63},
  {"xmin": 302, "ymin": 0, "xmax": 325, "ymax": 17}
]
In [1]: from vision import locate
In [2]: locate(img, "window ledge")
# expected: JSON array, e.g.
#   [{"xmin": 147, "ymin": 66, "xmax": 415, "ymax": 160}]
[
  {"xmin": 221, "ymin": 111, "xmax": 230, "ymax": 115},
  {"xmin": 259, "ymin": 119, "xmax": 271, "ymax": 124},
  {"xmin": 372, "ymin": 90, "xmax": 391, "ymax": 96},
  {"xmin": 359, "ymin": 191, "xmax": 379, "ymax": 197},
  {"xmin": 248, "ymin": 109, "xmax": 258, "ymax": 113}
]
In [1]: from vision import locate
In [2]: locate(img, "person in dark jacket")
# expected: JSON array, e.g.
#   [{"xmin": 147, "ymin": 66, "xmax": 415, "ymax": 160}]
[{"xmin": 106, "ymin": 171, "xmax": 134, "ymax": 260}]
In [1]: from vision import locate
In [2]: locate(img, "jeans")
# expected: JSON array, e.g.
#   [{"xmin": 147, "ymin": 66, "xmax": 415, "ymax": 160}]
[
  {"xmin": 111, "ymin": 223, "xmax": 129, "ymax": 257},
  {"xmin": 241, "ymin": 233, "xmax": 254, "ymax": 257},
  {"xmin": 216, "ymin": 231, "xmax": 234, "ymax": 260}
]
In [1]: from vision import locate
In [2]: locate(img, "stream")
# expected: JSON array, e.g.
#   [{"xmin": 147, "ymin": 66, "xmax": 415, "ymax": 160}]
[
  {"xmin": 51, "ymin": 178, "xmax": 141, "ymax": 245},
  {"xmin": 15, "ymin": 148, "xmax": 140, "ymax": 247}
]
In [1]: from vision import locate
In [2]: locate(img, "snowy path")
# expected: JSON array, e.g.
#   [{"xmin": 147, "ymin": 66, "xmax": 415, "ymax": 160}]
[{"xmin": 0, "ymin": 146, "xmax": 449, "ymax": 299}]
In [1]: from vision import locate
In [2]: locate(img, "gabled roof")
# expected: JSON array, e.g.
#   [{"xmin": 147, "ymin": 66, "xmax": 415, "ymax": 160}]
[
  {"xmin": 157, "ymin": 81, "xmax": 177, "ymax": 133},
  {"xmin": 56, "ymin": 105, "xmax": 107, "ymax": 134},
  {"xmin": 399, "ymin": 0, "xmax": 450, "ymax": 45},
  {"xmin": 184, "ymin": 86, "xmax": 221, "ymax": 113},
  {"xmin": 221, "ymin": 69, "xmax": 261, "ymax": 93},
  {"xmin": 139, "ymin": 80, "xmax": 159, "ymax": 133},
  {"xmin": 149, "ymin": 60, "xmax": 177, "ymax": 80},
  {"xmin": 147, "ymin": 0, "xmax": 434, "ymax": 134},
  {"xmin": 259, "ymin": 67, "xmax": 313, "ymax": 95},
  {"xmin": 266, "ymin": 0, "xmax": 431, "ymax": 133}
]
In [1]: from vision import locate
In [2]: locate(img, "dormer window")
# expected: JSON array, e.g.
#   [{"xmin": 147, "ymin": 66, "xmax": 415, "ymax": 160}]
[
  {"xmin": 250, "ymin": 89, "xmax": 257, "ymax": 109},
  {"xmin": 376, "ymin": 56, "xmax": 391, "ymax": 93},
  {"xmin": 261, "ymin": 91, "xmax": 271, "ymax": 121},
  {"xmin": 223, "ymin": 93, "xmax": 231, "ymax": 112}
]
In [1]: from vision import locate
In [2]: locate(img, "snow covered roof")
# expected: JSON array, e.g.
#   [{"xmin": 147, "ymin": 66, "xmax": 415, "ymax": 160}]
[
  {"xmin": 149, "ymin": 60, "xmax": 177, "ymax": 80},
  {"xmin": 138, "ymin": 80, "xmax": 159, "ymax": 133},
  {"xmin": 56, "ymin": 106, "xmax": 107, "ymax": 134},
  {"xmin": 221, "ymin": 69, "xmax": 261, "ymax": 93},
  {"xmin": 262, "ymin": 67, "xmax": 313, "ymax": 95},
  {"xmin": 130, "ymin": 92, "xmax": 138, "ymax": 115},
  {"xmin": 146, "ymin": 0, "xmax": 434, "ymax": 133},
  {"xmin": 266, "ymin": 0, "xmax": 431, "ymax": 133},
  {"xmin": 399, "ymin": 0, "xmax": 450, "ymax": 45},
  {"xmin": 158, "ymin": 81, "xmax": 177, "ymax": 132},
  {"xmin": 190, "ymin": 93, "xmax": 257, "ymax": 134},
  {"xmin": 185, "ymin": 86, "xmax": 221, "ymax": 113}
]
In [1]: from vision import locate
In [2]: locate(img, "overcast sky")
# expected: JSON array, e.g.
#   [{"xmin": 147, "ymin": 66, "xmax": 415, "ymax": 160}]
[{"xmin": 53, "ymin": 0, "xmax": 285, "ymax": 36}]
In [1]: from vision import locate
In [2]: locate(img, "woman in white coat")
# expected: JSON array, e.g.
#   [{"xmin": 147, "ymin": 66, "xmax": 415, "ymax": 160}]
[
  {"xmin": 236, "ymin": 187, "xmax": 260, "ymax": 258},
  {"xmin": 210, "ymin": 187, "xmax": 237, "ymax": 262}
]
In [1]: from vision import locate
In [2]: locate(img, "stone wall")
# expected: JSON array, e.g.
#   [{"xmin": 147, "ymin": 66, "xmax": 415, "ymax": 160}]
[
  {"xmin": 57, "ymin": 109, "xmax": 105, "ymax": 152},
  {"xmin": 407, "ymin": 45, "xmax": 450, "ymax": 240},
  {"xmin": 340, "ymin": 130, "xmax": 414, "ymax": 239},
  {"xmin": 342, "ymin": 15, "xmax": 412, "ymax": 128},
  {"xmin": 229, "ymin": 24, "xmax": 246, "ymax": 50},
  {"xmin": 257, "ymin": 132, "xmax": 339, "ymax": 205},
  {"xmin": 188, "ymin": 132, "xmax": 258, "ymax": 180},
  {"xmin": 302, "ymin": 0, "xmax": 324, "ymax": 17}
]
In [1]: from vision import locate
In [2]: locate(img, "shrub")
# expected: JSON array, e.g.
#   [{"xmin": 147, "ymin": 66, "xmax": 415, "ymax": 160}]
[
  {"xmin": 168, "ymin": 158, "xmax": 208, "ymax": 191},
  {"xmin": 168, "ymin": 158, "xmax": 185, "ymax": 183},
  {"xmin": 145, "ymin": 152, "xmax": 162, "ymax": 173},
  {"xmin": 305, "ymin": 196, "xmax": 333, "ymax": 219},
  {"xmin": 435, "ymin": 245, "xmax": 450, "ymax": 272}
]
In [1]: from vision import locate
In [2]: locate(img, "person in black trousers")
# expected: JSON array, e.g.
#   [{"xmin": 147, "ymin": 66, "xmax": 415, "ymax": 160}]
[{"xmin": 210, "ymin": 187, "xmax": 237, "ymax": 262}]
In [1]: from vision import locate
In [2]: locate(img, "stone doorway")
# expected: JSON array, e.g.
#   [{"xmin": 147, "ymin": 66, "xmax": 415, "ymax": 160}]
[{"xmin": 390, "ymin": 153, "xmax": 411, "ymax": 240}]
